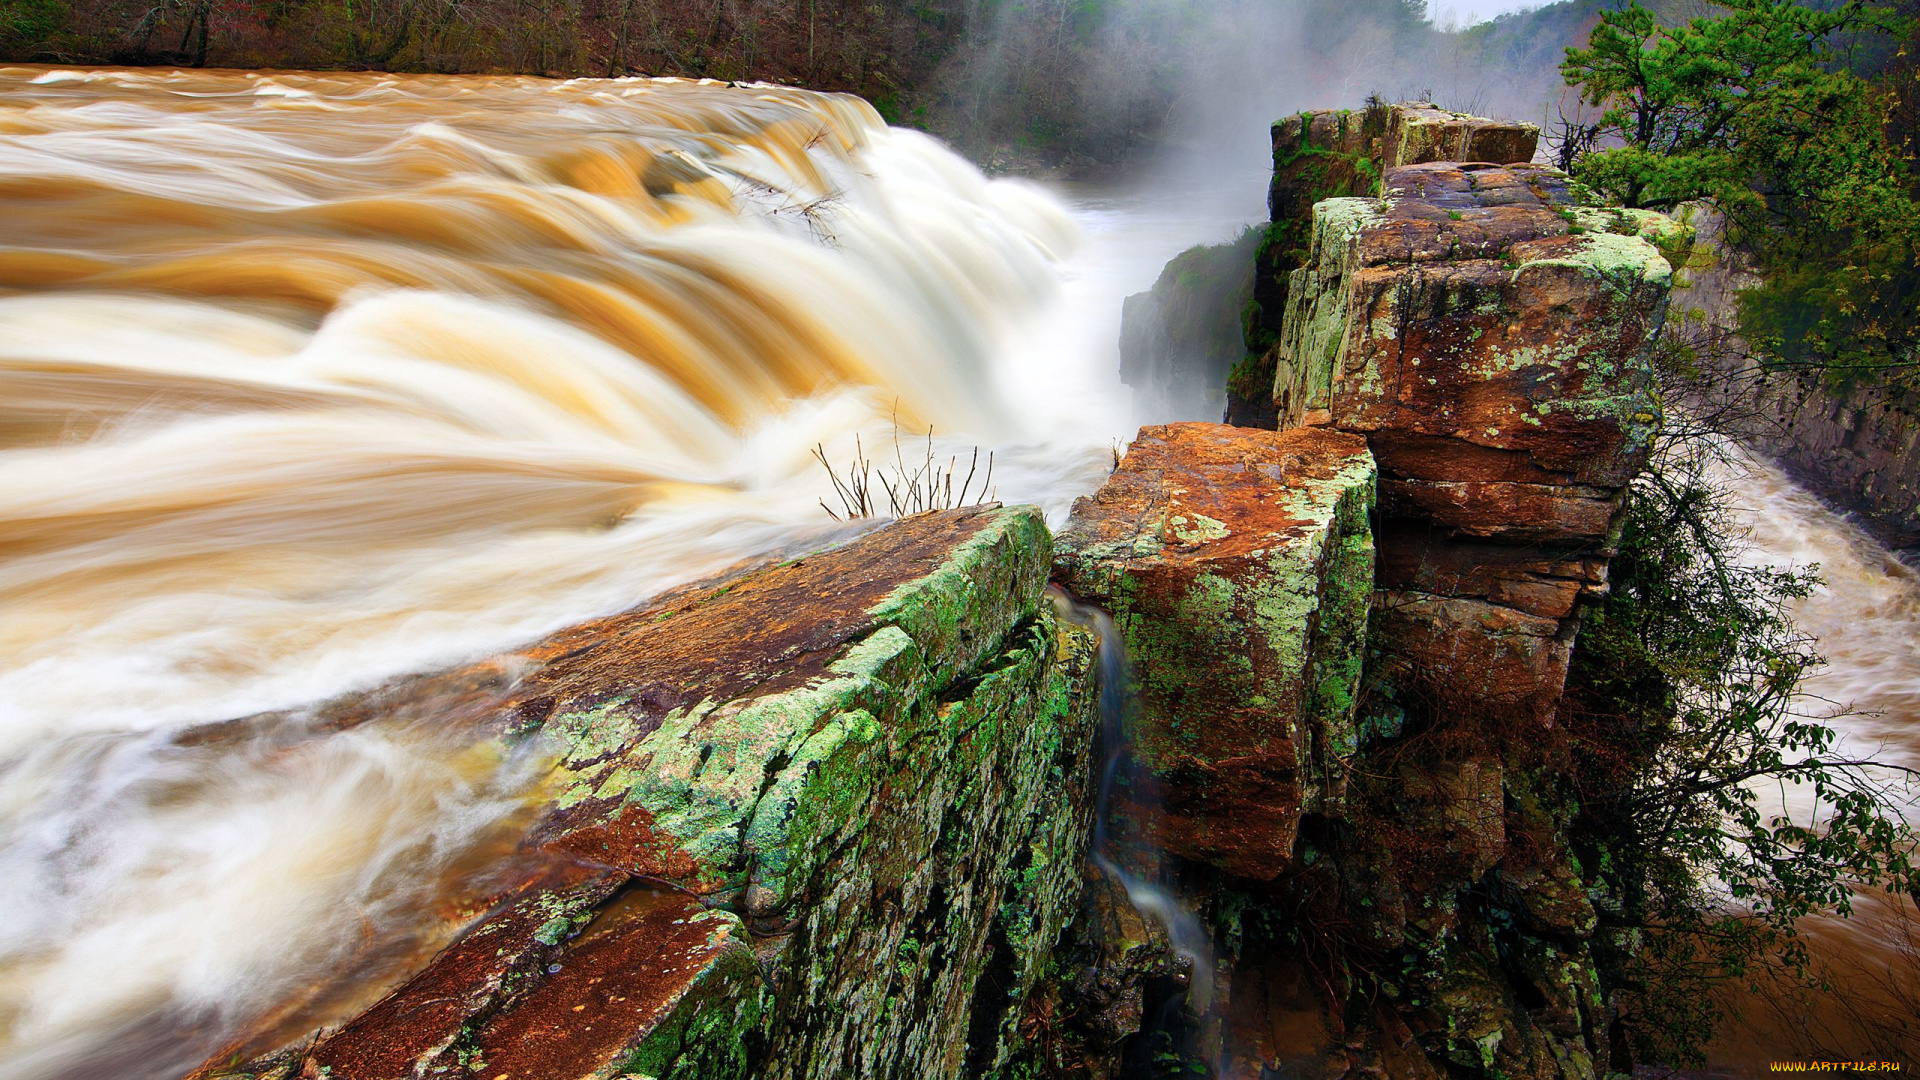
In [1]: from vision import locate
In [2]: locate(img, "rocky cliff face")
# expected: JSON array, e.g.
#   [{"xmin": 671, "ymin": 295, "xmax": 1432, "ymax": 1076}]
[
  {"xmin": 1277, "ymin": 161, "xmax": 1674, "ymax": 725},
  {"xmin": 1671, "ymin": 207, "xmax": 1920, "ymax": 551},
  {"xmin": 204, "ymin": 506, "xmax": 1102, "ymax": 1080},
  {"xmin": 202, "ymin": 106, "xmax": 1672, "ymax": 1080},
  {"xmin": 1227, "ymin": 103, "xmax": 1540, "ymax": 428},
  {"xmin": 1054, "ymin": 423, "xmax": 1376, "ymax": 881},
  {"xmin": 1735, "ymin": 372, "xmax": 1920, "ymax": 549},
  {"xmin": 1056, "ymin": 131, "xmax": 1677, "ymax": 1080},
  {"xmin": 1117, "ymin": 230, "xmax": 1260, "ymax": 421}
]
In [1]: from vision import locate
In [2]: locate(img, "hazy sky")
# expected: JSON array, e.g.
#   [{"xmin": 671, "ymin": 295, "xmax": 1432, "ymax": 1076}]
[{"xmin": 1427, "ymin": 0, "xmax": 1544, "ymax": 26}]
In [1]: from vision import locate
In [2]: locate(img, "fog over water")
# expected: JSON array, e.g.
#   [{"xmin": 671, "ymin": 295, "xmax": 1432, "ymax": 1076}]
[
  {"xmin": 0, "ymin": 51, "xmax": 1912, "ymax": 1079},
  {"xmin": 0, "ymin": 65, "xmax": 1277, "ymax": 1079}
]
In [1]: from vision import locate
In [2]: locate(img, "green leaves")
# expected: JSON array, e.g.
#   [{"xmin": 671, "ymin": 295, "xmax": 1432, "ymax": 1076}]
[
  {"xmin": 1563, "ymin": 443, "xmax": 1917, "ymax": 1063},
  {"xmin": 0, "ymin": 0, "xmax": 67, "ymax": 50},
  {"xmin": 1563, "ymin": 0, "xmax": 1919, "ymax": 387},
  {"xmin": 1563, "ymin": 0, "xmax": 1887, "ymax": 208}
]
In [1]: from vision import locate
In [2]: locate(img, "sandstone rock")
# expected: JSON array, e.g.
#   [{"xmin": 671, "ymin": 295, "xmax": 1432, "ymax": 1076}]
[
  {"xmin": 1273, "ymin": 161, "xmax": 1672, "ymax": 725},
  {"xmin": 1374, "ymin": 520, "xmax": 1606, "ymax": 622},
  {"xmin": 1219, "ymin": 955, "xmax": 1352, "ymax": 1080},
  {"xmin": 1372, "ymin": 593, "xmax": 1575, "ymax": 725},
  {"xmin": 1198, "ymin": 123, "xmax": 1665, "ymax": 1080},
  {"xmin": 1383, "ymin": 105, "xmax": 1539, "ymax": 170},
  {"xmin": 1234, "ymin": 105, "xmax": 1392, "ymax": 428},
  {"xmin": 205, "ymin": 506, "xmax": 1101, "ymax": 1080},
  {"xmin": 1277, "ymin": 163, "xmax": 1668, "ymax": 479},
  {"xmin": 1230, "ymin": 104, "xmax": 1540, "ymax": 428},
  {"xmin": 1396, "ymin": 757, "xmax": 1508, "ymax": 886},
  {"xmin": 1267, "ymin": 106, "xmax": 1391, "ymax": 228},
  {"xmin": 1054, "ymin": 422, "xmax": 1375, "ymax": 879}
]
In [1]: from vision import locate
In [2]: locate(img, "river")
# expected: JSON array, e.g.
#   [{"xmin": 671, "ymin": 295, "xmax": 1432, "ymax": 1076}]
[
  {"xmin": 0, "ymin": 66, "xmax": 1910, "ymax": 1080},
  {"xmin": 0, "ymin": 66, "xmax": 1259, "ymax": 1079},
  {"xmin": 1707, "ymin": 455, "xmax": 1920, "ymax": 1071}
]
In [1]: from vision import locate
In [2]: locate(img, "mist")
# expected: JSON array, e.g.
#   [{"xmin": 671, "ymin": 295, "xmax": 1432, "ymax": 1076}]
[{"xmin": 928, "ymin": 0, "xmax": 1594, "ymax": 180}]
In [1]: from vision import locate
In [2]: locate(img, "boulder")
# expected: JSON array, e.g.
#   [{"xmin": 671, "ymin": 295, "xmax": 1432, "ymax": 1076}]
[
  {"xmin": 1274, "ymin": 161, "xmax": 1673, "ymax": 723},
  {"xmin": 1053, "ymin": 422, "xmax": 1375, "ymax": 879},
  {"xmin": 1232, "ymin": 104, "xmax": 1539, "ymax": 429},
  {"xmin": 203, "ymin": 505, "xmax": 1101, "ymax": 1080}
]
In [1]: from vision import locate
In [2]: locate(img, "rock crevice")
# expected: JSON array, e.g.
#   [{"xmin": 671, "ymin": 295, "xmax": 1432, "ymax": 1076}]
[
  {"xmin": 207, "ymin": 103, "xmax": 1671, "ymax": 1080},
  {"xmin": 1056, "ymin": 108, "xmax": 1674, "ymax": 1080}
]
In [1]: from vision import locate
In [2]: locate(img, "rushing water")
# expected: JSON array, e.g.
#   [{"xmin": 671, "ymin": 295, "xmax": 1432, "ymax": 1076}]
[
  {"xmin": 1050, "ymin": 591, "xmax": 1218, "ymax": 1009},
  {"xmin": 1706, "ymin": 455, "xmax": 1920, "ymax": 1070},
  {"xmin": 0, "ymin": 66, "xmax": 1262, "ymax": 1079},
  {"xmin": 8, "ymin": 63, "xmax": 1910, "ymax": 1080}
]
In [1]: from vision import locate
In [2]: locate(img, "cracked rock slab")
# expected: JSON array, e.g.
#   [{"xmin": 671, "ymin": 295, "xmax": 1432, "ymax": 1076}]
[
  {"xmin": 1053, "ymin": 422, "xmax": 1376, "ymax": 880},
  {"xmin": 202, "ymin": 505, "xmax": 1100, "ymax": 1080}
]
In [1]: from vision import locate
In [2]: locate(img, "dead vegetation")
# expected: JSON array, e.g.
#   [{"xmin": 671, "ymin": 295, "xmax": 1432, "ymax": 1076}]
[{"xmin": 812, "ymin": 420, "xmax": 993, "ymax": 520}]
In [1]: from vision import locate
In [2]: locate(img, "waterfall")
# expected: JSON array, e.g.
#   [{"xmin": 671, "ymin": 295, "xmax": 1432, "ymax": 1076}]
[
  {"xmin": 1050, "ymin": 588, "xmax": 1217, "ymax": 1027},
  {"xmin": 0, "ymin": 66, "xmax": 1113, "ymax": 1080}
]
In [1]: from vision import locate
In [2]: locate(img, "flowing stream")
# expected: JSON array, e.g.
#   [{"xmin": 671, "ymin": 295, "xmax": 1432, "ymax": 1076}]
[
  {"xmin": 1707, "ymin": 455, "xmax": 1920, "ymax": 1070},
  {"xmin": 0, "ymin": 66, "xmax": 1254, "ymax": 1079},
  {"xmin": 4, "ymin": 64, "xmax": 1912, "ymax": 1080},
  {"xmin": 1051, "ymin": 592, "xmax": 1217, "ymax": 1012}
]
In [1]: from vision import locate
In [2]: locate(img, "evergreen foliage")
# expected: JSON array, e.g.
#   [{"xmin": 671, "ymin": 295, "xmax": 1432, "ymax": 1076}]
[{"xmin": 1562, "ymin": 0, "xmax": 1920, "ymax": 386}]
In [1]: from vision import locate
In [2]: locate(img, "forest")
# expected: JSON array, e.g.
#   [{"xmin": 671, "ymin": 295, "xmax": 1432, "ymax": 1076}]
[{"xmin": 0, "ymin": 0, "xmax": 1705, "ymax": 164}]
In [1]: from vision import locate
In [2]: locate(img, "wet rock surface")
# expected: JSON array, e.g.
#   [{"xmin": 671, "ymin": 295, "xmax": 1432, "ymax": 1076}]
[
  {"xmin": 1277, "ymin": 160, "xmax": 1672, "ymax": 720},
  {"xmin": 202, "ymin": 505, "xmax": 1101, "ymax": 1080},
  {"xmin": 1214, "ymin": 147, "xmax": 1668, "ymax": 1080},
  {"xmin": 1229, "ymin": 103, "xmax": 1539, "ymax": 427},
  {"xmin": 1054, "ymin": 118, "xmax": 1671, "ymax": 1080},
  {"xmin": 196, "ymin": 106, "xmax": 1669, "ymax": 1080},
  {"xmin": 1054, "ymin": 422, "xmax": 1376, "ymax": 880}
]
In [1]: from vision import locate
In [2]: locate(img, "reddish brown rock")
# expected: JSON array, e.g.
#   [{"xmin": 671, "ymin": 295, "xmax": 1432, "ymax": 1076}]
[
  {"xmin": 1235, "ymin": 104, "xmax": 1542, "ymax": 428},
  {"xmin": 204, "ymin": 506, "xmax": 1102, "ymax": 1080},
  {"xmin": 1279, "ymin": 164, "xmax": 1668, "ymax": 476},
  {"xmin": 1373, "ymin": 521, "xmax": 1605, "ymax": 622},
  {"xmin": 303, "ymin": 865, "xmax": 628, "ymax": 1080},
  {"xmin": 470, "ymin": 889, "xmax": 758, "ymax": 1080},
  {"xmin": 1194, "ymin": 132, "xmax": 1668, "ymax": 1080},
  {"xmin": 1273, "ymin": 161, "xmax": 1675, "ymax": 723},
  {"xmin": 1053, "ymin": 423, "xmax": 1375, "ymax": 879}
]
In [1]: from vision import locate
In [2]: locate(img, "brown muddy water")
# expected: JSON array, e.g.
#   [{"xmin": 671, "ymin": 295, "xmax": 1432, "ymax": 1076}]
[
  {"xmin": 0, "ymin": 65, "xmax": 1256, "ymax": 1079},
  {"xmin": 0, "ymin": 64, "xmax": 1909, "ymax": 1080}
]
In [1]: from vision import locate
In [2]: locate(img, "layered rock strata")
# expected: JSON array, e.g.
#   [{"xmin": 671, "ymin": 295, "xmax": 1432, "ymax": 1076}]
[
  {"xmin": 1277, "ymin": 160, "xmax": 1674, "ymax": 721},
  {"xmin": 1228, "ymin": 102, "xmax": 1538, "ymax": 426},
  {"xmin": 206, "ymin": 505, "xmax": 1101, "ymax": 1080},
  {"xmin": 1053, "ymin": 422, "xmax": 1376, "ymax": 880},
  {"xmin": 1735, "ymin": 370, "xmax": 1920, "ymax": 549},
  {"xmin": 1055, "ymin": 146, "xmax": 1675, "ymax": 1080},
  {"xmin": 193, "ymin": 110, "xmax": 1675, "ymax": 1080}
]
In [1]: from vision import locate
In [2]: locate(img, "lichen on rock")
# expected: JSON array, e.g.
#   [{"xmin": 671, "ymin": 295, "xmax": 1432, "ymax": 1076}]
[
  {"xmin": 202, "ymin": 506, "xmax": 1101, "ymax": 1080},
  {"xmin": 1053, "ymin": 422, "xmax": 1377, "ymax": 880}
]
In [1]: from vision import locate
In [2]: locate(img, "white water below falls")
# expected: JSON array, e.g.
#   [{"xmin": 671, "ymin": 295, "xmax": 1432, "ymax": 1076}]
[
  {"xmin": 5, "ymin": 63, "xmax": 1910, "ymax": 1080},
  {"xmin": 0, "ymin": 67, "xmax": 1260, "ymax": 1079}
]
